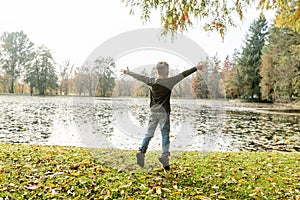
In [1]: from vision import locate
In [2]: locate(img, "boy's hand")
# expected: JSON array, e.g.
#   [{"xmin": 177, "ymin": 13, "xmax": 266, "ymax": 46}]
[
  {"xmin": 196, "ymin": 62, "xmax": 205, "ymax": 71},
  {"xmin": 120, "ymin": 67, "xmax": 129, "ymax": 75}
]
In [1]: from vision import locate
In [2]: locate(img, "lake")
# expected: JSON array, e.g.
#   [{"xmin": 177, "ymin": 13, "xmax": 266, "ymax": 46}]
[{"xmin": 0, "ymin": 95, "xmax": 299, "ymax": 152}]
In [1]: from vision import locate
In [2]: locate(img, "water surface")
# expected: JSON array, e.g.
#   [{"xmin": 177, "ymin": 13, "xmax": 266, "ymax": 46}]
[{"xmin": 0, "ymin": 95, "xmax": 299, "ymax": 152}]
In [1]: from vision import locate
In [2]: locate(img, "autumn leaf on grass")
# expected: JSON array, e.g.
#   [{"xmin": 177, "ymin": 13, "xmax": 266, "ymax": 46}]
[
  {"xmin": 211, "ymin": 185, "xmax": 219, "ymax": 189},
  {"xmin": 161, "ymin": 188, "xmax": 171, "ymax": 193},
  {"xmin": 25, "ymin": 182, "xmax": 43, "ymax": 190},
  {"xmin": 173, "ymin": 185, "xmax": 179, "ymax": 191},
  {"xmin": 156, "ymin": 186, "xmax": 162, "ymax": 195},
  {"xmin": 194, "ymin": 195, "xmax": 211, "ymax": 200},
  {"xmin": 71, "ymin": 172, "xmax": 81, "ymax": 176},
  {"xmin": 249, "ymin": 192, "xmax": 257, "ymax": 198},
  {"xmin": 267, "ymin": 177, "xmax": 276, "ymax": 182},
  {"xmin": 238, "ymin": 179, "xmax": 246, "ymax": 184},
  {"xmin": 146, "ymin": 188, "xmax": 154, "ymax": 195}
]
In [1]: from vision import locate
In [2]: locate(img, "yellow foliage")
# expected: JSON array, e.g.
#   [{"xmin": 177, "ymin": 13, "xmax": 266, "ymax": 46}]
[{"xmin": 258, "ymin": 0, "xmax": 300, "ymax": 32}]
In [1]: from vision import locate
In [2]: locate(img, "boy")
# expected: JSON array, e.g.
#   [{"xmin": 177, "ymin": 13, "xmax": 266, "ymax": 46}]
[{"xmin": 121, "ymin": 61, "xmax": 204, "ymax": 170}]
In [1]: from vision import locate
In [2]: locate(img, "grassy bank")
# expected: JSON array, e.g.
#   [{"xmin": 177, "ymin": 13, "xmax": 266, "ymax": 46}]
[{"xmin": 0, "ymin": 144, "xmax": 299, "ymax": 199}]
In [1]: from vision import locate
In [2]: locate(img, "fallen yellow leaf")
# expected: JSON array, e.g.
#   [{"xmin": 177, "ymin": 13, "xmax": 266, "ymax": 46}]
[
  {"xmin": 194, "ymin": 195, "xmax": 211, "ymax": 200},
  {"xmin": 238, "ymin": 179, "xmax": 246, "ymax": 184},
  {"xmin": 70, "ymin": 172, "xmax": 80, "ymax": 176},
  {"xmin": 267, "ymin": 177, "xmax": 276, "ymax": 182},
  {"xmin": 162, "ymin": 188, "xmax": 171, "ymax": 193},
  {"xmin": 146, "ymin": 189, "xmax": 153, "ymax": 195},
  {"xmin": 156, "ymin": 186, "xmax": 162, "ymax": 195}
]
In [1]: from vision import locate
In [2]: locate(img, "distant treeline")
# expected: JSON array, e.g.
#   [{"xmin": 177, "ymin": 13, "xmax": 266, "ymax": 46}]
[{"xmin": 0, "ymin": 16, "xmax": 299, "ymax": 102}]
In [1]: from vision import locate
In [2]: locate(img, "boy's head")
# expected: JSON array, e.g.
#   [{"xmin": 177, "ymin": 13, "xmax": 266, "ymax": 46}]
[{"xmin": 156, "ymin": 61, "xmax": 169, "ymax": 78}]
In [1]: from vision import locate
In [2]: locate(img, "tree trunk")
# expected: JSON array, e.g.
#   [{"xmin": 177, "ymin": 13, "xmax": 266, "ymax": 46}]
[
  {"xmin": 9, "ymin": 78, "xmax": 15, "ymax": 93},
  {"xmin": 30, "ymin": 86, "xmax": 33, "ymax": 96}
]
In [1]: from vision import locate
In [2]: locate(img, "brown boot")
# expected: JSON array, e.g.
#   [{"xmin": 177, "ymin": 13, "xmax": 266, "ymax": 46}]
[{"xmin": 158, "ymin": 154, "xmax": 170, "ymax": 170}]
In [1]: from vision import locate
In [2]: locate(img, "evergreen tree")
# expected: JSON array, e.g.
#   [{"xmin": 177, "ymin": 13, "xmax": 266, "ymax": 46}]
[
  {"xmin": 260, "ymin": 26, "xmax": 300, "ymax": 102},
  {"xmin": 237, "ymin": 16, "xmax": 268, "ymax": 99},
  {"xmin": 191, "ymin": 58, "xmax": 211, "ymax": 99},
  {"xmin": 191, "ymin": 71, "xmax": 209, "ymax": 99},
  {"xmin": 25, "ymin": 46, "xmax": 58, "ymax": 95}
]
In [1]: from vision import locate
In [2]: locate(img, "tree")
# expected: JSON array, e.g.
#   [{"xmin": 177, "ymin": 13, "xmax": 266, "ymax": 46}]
[
  {"xmin": 122, "ymin": 0, "xmax": 298, "ymax": 37},
  {"xmin": 191, "ymin": 58, "xmax": 211, "ymax": 99},
  {"xmin": 73, "ymin": 64, "xmax": 97, "ymax": 96},
  {"xmin": 237, "ymin": 16, "xmax": 268, "ymax": 99},
  {"xmin": 0, "ymin": 31, "xmax": 34, "ymax": 93},
  {"xmin": 258, "ymin": 0, "xmax": 300, "ymax": 32},
  {"xmin": 59, "ymin": 60, "xmax": 74, "ymax": 95},
  {"xmin": 206, "ymin": 55, "xmax": 222, "ymax": 98},
  {"xmin": 114, "ymin": 79, "xmax": 136, "ymax": 96},
  {"xmin": 260, "ymin": 26, "xmax": 300, "ymax": 102},
  {"xmin": 260, "ymin": 49, "xmax": 276, "ymax": 101},
  {"xmin": 122, "ymin": 0, "xmax": 252, "ymax": 38},
  {"xmin": 0, "ymin": 70, "xmax": 9, "ymax": 93},
  {"xmin": 94, "ymin": 57, "xmax": 116, "ymax": 97},
  {"xmin": 222, "ymin": 55, "xmax": 240, "ymax": 99},
  {"xmin": 25, "ymin": 46, "xmax": 58, "ymax": 95},
  {"xmin": 191, "ymin": 70, "xmax": 208, "ymax": 99},
  {"xmin": 191, "ymin": 56, "xmax": 223, "ymax": 99}
]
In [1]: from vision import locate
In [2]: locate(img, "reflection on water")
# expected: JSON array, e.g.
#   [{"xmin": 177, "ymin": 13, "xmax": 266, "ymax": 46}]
[{"xmin": 0, "ymin": 95, "xmax": 299, "ymax": 152}]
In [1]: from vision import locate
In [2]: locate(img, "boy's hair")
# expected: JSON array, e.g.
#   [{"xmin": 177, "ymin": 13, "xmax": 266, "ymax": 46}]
[{"xmin": 156, "ymin": 61, "xmax": 169, "ymax": 75}]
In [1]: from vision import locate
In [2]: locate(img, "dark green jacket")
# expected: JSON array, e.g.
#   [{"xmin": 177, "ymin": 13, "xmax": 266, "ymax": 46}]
[{"xmin": 128, "ymin": 67, "xmax": 197, "ymax": 113}]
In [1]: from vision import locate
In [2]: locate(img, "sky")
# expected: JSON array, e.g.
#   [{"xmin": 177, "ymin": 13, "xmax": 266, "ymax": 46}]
[{"xmin": 0, "ymin": 0, "xmax": 275, "ymax": 69}]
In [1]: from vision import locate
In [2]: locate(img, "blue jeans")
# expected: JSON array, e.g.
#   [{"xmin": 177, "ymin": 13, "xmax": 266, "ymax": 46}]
[{"xmin": 139, "ymin": 112, "xmax": 170, "ymax": 156}]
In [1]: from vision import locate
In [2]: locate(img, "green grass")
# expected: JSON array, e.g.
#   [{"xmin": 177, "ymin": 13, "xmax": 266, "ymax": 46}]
[{"xmin": 0, "ymin": 143, "xmax": 299, "ymax": 199}]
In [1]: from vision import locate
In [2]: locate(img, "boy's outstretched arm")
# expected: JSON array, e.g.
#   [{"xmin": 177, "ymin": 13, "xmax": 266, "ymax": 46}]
[
  {"xmin": 180, "ymin": 62, "xmax": 205, "ymax": 78},
  {"xmin": 120, "ymin": 67, "xmax": 154, "ymax": 85},
  {"xmin": 169, "ymin": 62, "xmax": 206, "ymax": 86}
]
